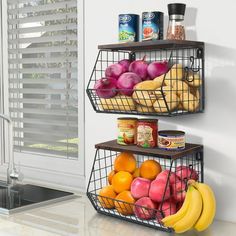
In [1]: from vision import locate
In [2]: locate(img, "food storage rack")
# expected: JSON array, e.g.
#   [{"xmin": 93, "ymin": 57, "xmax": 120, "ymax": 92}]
[
  {"xmin": 87, "ymin": 140, "xmax": 204, "ymax": 232},
  {"xmin": 86, "ymin": 40, "xmax": 205, "ymax": 117}
]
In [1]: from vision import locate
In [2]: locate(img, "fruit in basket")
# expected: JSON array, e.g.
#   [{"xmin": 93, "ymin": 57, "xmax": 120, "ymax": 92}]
[
  {"xmin": 153, "ymin": 74, "xmax": 166, "ymax": 87},
  {"xmin": 118, "ymin": 59, "xmax": 131, "ymax": 73},
  {"xmin": 149, "ymin": 178, "xmax": 171, "ymax": 202},
  {"xmin": 186, "ymin": 72, "xmax": 202, "ymax": 87},
  {"xmin": 132, "ymin": 168, "xmax": 140, "ymax": 178},
  {"xmin": 134, "ymin": 197, "xmax": 157, "ymax": 220},
  {"xmin": 115, "ymin": 190, "xmax": 135, "ymax": 215},
  {"xmin": 99, "ymin": 95, "xmax": 136, "ymax": 111},
  {"xmin": 112, "ymin": 171, "xmax": 133, "ymax": 193},
  {"xmin": 136, "ymin": 104, "xmax": 155, "ymax": 113},
  {"xmin": 156, "ymin": 170, "xmax": 179, "ymax": 185},
  {"xmin": 191, "ymin": 181, "xmax": 216, "ymax": 232},
  {"xmin": 171, "ymin": 180, "xmax": 186, "ymax": 202},
  {"xmin": 147, "ymin": 61, "xmax": 169, "ymax": 79},
  {"xmin": 108, "ymin": 170, "xmax": 116, "ymax": 185},
  {"xmin": 132, "ymin": 80, "xmax": 159, "ymax": 107},
  {"xmin": 153, "ymin": 92, "xmax": 179, "ymax": 113},
  {"xmin": 172, "ymin": 81, "xmax": 189, "ymax": 97},
  {"xmin": 176, "ymin": 166, "xmax": 199, "ymax": 181},
  {"xmin": 98, "ymin": 185, "xmax": 117, "ymax": 209},
  {"xmin": 94, "ymin": 77, "xmax": 118, "ymax": 99},
  {"xmin": 114, "ymin": 152, "xmax": 136, "ymax": 173},
  {"xmin": 131, "ymin": 177, "xmax": 151, "ymax": 199},
  {"xmin": 164, "ymin": 64, "xmax": 184, "ymax": 86},
  {"xmin": 140, "ymin": 160, "xmax": 162, "ymax": 180},
  {"xmin": 129, "ymin": 56, "xmax": 148, "ymax": 80},
  {"xmin": 117, "ymin": 72, "xmax": 142, "ymax": 96},
  {"xmin": 156, "ymin": 200, "xmax": 177, "ymax": 222},
  {"xmin": 179, "ymin": 92, "xmax": 199, "ymax": 112},
  {"xmin": 105, "ymin": 63, "xmax": 124, "ymax": 79}
]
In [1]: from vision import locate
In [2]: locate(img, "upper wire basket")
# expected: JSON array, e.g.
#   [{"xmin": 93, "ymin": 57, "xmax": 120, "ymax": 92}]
[{"xmin": 86, "ymin": 40, "xmax": 205, "ymax": 117}]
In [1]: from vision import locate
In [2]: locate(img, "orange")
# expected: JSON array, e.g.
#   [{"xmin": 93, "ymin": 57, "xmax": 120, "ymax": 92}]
[
  {"xmin": 108, "ymin": 170, "xmax": 116, "ymax": 185},
  {"xmin": 114, "ymin": 152, "xmax": 136, "ymax": 173},
  {"xmin": 112, "ymin": 171, "xmax": 133, "ymax": 193},
  {"xmin": 98, "ymin": 185, "xmax": 117, "ymax": 209},
  {"xmin": 140, "ymin": 160, "xmax": 162, "ymax": 180},
  {"xmin": 132, "ymin": 168, "xmax": 140, "ymax": 178},
  {"xmin": 115, "ymin": 191, "xmax": 135, "ymax": 215}
]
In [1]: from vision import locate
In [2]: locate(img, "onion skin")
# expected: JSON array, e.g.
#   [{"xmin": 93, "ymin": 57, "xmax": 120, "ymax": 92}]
[
  {"xmin": 94, "ymin": 77, "xmax": 118, "ymax": 98},
  {"xmin": 147, "ymin": 61, "xmax": 169, "ymax": 79},
  {"xmin": 105, "ymin": 63, "xmax": 124, "ymax": 79},
  {"xmin": 119, "ymin": 59, "xmax": 131, "ymax": 73},
  {"xmin": 117, "ymin": 72, "xmax": 142, "ymax": 96},
  {"xmin": 129, "ymin": 56, "xmax": 149, "ymax": 80}
]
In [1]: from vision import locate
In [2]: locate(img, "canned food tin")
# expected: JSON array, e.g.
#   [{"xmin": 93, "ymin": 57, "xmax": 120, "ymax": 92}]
[
  {"xmin": 158, "ymin": 130, "xmax": 185, "ymax": 150},
  {"xmin": 119, "ymin": 14, "xmax": 139, "ymax": 43},
  {"xmin": 117, "ymin": 118, "xmax": 138, "ymax": 145},
  {"xmin": 137, "ymin": 119, "xmax": 158, "ymax": 148},
  {"xmin": 142, "ymin": 12, "xmax": 164, "ymax": 41}
]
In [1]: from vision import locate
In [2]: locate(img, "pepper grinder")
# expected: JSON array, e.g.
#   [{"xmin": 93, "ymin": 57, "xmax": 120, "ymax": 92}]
[{"xmin": 166, "ymin": 3, "xmax": 186, "ymax": 40}]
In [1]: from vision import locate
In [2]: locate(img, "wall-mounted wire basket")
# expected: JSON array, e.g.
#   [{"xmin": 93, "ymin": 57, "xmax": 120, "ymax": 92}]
[
  {"xmin": 86, "ymin": 40, "xmax": 205, "ymax": 117},
  {"xmin": 87, "ymin": 140, "xmax": 204, "ymax": 232}
]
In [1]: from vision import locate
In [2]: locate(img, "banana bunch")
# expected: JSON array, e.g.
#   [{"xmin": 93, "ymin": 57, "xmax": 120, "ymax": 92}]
[{"xmin": 162, "ymin": 180, "xmax": 216, "ymax": 233}]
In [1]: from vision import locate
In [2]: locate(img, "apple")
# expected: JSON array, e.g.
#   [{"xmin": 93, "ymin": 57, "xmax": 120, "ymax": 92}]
[
  {"xmin": 175, "ymin": 166, "xmax": 199, "ymax": 181},
  {"xmin": 131, "ymin": 177, "xmax": 151, "ymax": 199},
  {"xmin": 171, "ymin": 180, "xmax": 186, "ymax": 202},
  {"xmin": 134, "ymin": 197, "xmax": 157, "ymax": 220},
  {"xmin": 149, "ymin": 179, "xmax": 171, "ymax": 202},
  {"xmin": 156, "ymin": 200, "xmax": 177, "ymax": 222},
  {"xmin": 156, "ymin": 170, "xmax": 179, "ymax": 185}
]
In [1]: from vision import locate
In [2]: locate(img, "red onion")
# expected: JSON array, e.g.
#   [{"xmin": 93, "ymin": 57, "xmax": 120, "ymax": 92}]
[
  {"xmin": 94, "ymin": 77, "xmax": 117, "ymax": 98},
  {"xmin": 118, "ymin": 59, "xmax": 131, "ymax": 73},
  {"xmin": 147, "ymin": 61, "xmax": 169, "ymax": 79},
  {"xmin": 117, "ymin": 72, "xmax": 142, "ymax": 96},
  {"xmin": 129, "ymin": 56, "xmax": 148, "ymax": 80},
  {"xmin": 105, "ymin": 63, "xmax": 123, "ymax": 79}
]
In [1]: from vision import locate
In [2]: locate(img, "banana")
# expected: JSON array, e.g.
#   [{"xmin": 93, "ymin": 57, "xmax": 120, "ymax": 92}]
[
  {"xmin": 162, "ymin": 186, "xmax": 191, "ymax": 227},
  {"xmin": 194, "ymin": 182, "xmax": 216, "ymax": 232},
  {"xmin": 173, "ymin": 185, "xmax": 203, "ymax": 233}
]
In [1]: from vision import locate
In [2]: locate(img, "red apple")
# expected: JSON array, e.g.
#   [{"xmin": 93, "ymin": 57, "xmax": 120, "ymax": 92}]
[
  {"xmin": 149, "ymin": 179, "xmax": 171, "ymax": 202},
  {"xmin": 134, "ymin": 197, "xmax": 157, "ymax": 220},
  {"xmin": 171, "ymin": 180, "xmax": 186, "ymax": 202},
  {"xmin": 131, "ymin": 177, "xmax": 151, "ymax": 199},
  {"xmin": 156, "ymin": 170, "xmax": 179, "ymax": 185},
  {"xmin": 156, "ymin": 200, "xmax": 177, "ymax": 222},
  {"xmin": 176, "ymin": 166, "xmax": 199, "ymax": 181}
]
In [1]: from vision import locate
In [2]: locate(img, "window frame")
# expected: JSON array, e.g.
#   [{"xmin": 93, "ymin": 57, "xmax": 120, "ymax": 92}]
[{"xmin": 0, "ymin": 0, "xmax": 85, "ymax": 191}]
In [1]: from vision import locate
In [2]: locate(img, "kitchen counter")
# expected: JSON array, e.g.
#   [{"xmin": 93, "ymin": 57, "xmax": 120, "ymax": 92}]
[{"xmin": 0, "ymin": 194, "xmax": 235, "ymax": 236}]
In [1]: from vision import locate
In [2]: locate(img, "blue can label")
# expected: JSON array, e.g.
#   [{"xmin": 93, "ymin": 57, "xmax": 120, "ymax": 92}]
[
  {"xmin": 142, "ymin": 12, "xmax": 163, "ymax": 41},
  {"xmin": 119, "ymin": 14, "xmax": 139, "ymax": 42}
]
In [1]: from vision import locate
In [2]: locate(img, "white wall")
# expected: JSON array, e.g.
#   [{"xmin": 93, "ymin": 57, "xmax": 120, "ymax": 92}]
[{"xmin": 84, "ymin": 0, "xmax": 236, "ymax": 222}]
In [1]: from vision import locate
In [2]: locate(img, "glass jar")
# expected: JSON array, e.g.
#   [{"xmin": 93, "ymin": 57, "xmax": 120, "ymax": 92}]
[{"xmin": 166, "ymin": 3, "xmax": 186, "ymax": 40}]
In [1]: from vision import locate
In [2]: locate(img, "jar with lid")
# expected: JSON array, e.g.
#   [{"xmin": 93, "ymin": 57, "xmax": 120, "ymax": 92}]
[{"xmin": 166, "ymin": 3, "xmax": 186, "ymax": 40}]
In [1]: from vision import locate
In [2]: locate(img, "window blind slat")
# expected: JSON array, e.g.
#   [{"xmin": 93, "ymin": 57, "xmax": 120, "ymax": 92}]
[
  {"xmin": 9, "ymin": 68, "xmax": 77, "ymax": 74},
  {"xmin": 9, "ymin": 78, "xmax": 77, "ymax": 84},
  {"xmin": 9, "ymin": 88, "xmax": 77, "ymax": 95}
]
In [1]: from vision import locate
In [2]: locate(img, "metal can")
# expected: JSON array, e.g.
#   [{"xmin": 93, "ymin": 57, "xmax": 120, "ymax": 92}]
[
  {"xmin": 142, "ymin": 11, "xmax": 164, "ymax": 41},
  {"xmin": 119, "ymin": 14, "xmax": 139, "ymax": 43},
  {"xmin": 137, "ymin": 119, "xmax": 158, "ymax": 148},
  {"xmin": 117, "ymin": 117, "xmax": 138, "ymax": 145},
  {"xmin": 158, "ymin": 130, "xmax": 185, "ymax": 150}
]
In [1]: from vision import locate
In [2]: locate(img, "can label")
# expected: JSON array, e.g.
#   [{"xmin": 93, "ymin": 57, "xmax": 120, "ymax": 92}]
[
  {"xmin": 142, "ymin": 12, "xmax": 163, "ymax": 41},
  {"xmin": 119, "ymin": 14, "xmax": 139, "ymax": 42},
  {"xmin": 158, "ymin": 135, "xmax": 185, "ymax": 150}
]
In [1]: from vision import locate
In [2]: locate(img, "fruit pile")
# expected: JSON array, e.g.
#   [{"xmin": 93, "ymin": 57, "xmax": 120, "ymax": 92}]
[
  {"xmin": 94, "ymin": 57, "xmax": 201, "ymax": 113},
  {"xmin": 97, "ymin": 152, "xmax": 215, "ymax": 233}
]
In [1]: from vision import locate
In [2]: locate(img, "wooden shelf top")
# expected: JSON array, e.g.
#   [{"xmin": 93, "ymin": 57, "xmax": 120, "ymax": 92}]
[
  {"xmin": 98, "ymin": 40, "xmax": 204, "ymax": 51},
  {"xmin": 95, "ymin": 140, "xmax": 203, "ymax": 159}
]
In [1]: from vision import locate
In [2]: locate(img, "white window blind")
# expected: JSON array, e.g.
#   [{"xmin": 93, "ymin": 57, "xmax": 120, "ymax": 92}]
[{"xmin": 7, "ymin": 0, "xmax": 78, "ymax": 159}]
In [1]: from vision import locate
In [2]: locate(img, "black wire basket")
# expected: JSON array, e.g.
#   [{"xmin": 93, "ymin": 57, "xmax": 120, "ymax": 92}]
[
  {"xmin": 86, "ymin": 40, "xmax": 205, "ymax": 117},
  {"xmin": 87, "ymin": 140, "xmax": 204, "ymax": 232}
]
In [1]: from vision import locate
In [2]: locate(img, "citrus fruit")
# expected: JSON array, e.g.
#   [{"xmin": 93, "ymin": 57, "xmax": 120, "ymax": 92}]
[
  {"xmin": 108, "ymin": 170, "xmax": 116, "ymax": 185},
  {"xmin": 98, "ymin": 185, "xmax": 117, "ymax": 209},
  {"xmin": 114, "ymin": 152, "xmax": 136, "ymax": 173},
  {"xmin": 115, "ymin": 190, "xmax": 135, "ymax": 215},
  {"xmin": 112, "ymin": 171, "xmax": 133, "ymax": 193},
  {"xmin": 140, "ymin": 160, "xmax": 162, "ymax": 180},
  {"xmin": 133, "ymin": 168, "xmax": 140, "ymax": 178}
]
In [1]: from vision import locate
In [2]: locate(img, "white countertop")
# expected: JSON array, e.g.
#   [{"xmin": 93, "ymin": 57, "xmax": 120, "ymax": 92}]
[{"xmin": 0, "ymin": 194, "xmax": 235, "ymax": 236}]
